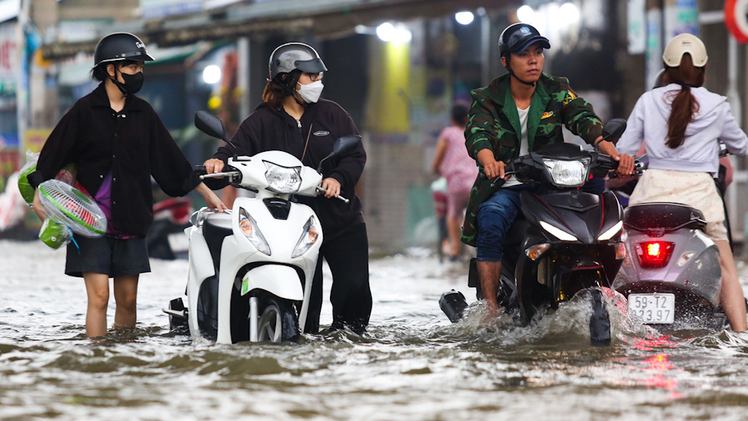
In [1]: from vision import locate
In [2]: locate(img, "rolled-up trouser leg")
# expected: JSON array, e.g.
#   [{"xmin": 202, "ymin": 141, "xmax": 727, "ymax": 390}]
[{"xmin": 476, "ymin": 188, "xmax": 524, "ymax": 262}]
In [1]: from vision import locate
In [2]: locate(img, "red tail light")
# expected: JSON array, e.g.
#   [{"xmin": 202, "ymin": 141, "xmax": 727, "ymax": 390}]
[{"xmin": 635, "ymin": 241, "xmax": 674, "ymax": 268}]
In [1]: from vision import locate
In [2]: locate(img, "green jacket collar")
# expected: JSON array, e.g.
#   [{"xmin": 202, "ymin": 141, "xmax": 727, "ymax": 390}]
[{"xmin": 490, "ymin": 74, "xmax": 551, "ymax": 151}]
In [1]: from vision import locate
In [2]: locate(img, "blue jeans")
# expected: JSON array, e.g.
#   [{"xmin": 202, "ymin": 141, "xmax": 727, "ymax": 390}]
[{"xmin": 476, "ymin": 184, "xmax": 543, "ymax": 262}]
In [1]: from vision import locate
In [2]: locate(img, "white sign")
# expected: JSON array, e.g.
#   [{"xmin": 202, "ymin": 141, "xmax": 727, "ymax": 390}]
[
  {"xmin": 645, "ymin": 8, "xmax": 662, "ymax": 91},
  {"xmin": 141, "ymin": 0, "xmax": 201, "ymax": 19},
  {"xmin": 627, "ymin": 0, "xmax": 646, "ymax": 54},
  {"xmin": 0, "ymin": 0, "xmax": 20, "ymax": 24},
  {"xmin": 0, "ymin": 22, "xmax": 17, "ymax": 95}
]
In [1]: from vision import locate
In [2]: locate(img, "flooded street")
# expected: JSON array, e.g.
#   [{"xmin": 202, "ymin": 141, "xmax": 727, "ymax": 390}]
[{"xmin": 2, "ymin": 240, "xmax": 748, "ymax": 420}]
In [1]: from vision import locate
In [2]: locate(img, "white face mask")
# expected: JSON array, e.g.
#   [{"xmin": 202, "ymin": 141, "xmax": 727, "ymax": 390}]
[{"xmin": 297, "ymin": 80, "xmax": 324, "ymax": 103}]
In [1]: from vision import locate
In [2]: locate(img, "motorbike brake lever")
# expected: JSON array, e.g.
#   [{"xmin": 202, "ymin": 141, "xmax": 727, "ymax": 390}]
[
  {"xmin": 200, "ymin": 171, "xmax": 241, "ymax": 179},
  {"xmin": 316, "ymin": 186, "xmax": 350, "ymax": 203},
  {"xmin": 490, "ymin": 171, "xmax": 515, "ymax": 188}
]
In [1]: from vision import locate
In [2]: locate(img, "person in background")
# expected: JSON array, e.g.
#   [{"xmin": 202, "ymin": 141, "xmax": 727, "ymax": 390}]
[
  {"xmin": 27, "ymin": 33, "xmax": 226, "ymax": 338},
  {"xmin": 203, "ymin": 42, "xmax": 371, "ymax": 335},
  {"xmin": 432, "ymin": 103, "xmax": 478, "ymax": 261},
  {"xmin": 616, "ymin": 34, "xmax": 747, "ymax": 332}
]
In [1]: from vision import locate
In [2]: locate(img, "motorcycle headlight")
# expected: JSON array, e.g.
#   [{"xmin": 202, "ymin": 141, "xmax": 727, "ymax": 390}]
[
  {"xmin": 264, "ymin": 161, "xmax": 302, "ymax": 193},
  {"xmin": 239, "ymin": 208, "xmax": 271, "ymax": 255},
  {"xmin": 542, "ymin": 157, "xmax": 590, "ymax": 187},
  {"xmin": 292, "ymin": 215, "xmax": 321, "ymax": 258},
  {"xmin": 598, "ymin": 220, "xmax": 623, "ymax": 241},
  {"xmin": 539, "ymin": 220, "xmax": 578, "ymax": 242}
]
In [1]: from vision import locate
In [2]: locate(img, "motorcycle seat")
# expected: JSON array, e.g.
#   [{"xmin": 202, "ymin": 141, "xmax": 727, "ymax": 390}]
[
  {"xmin": 624, "ymin": 203, "xmax": 707, "ymax": 233},
  {"xmin": 203, "ymin": 213, "xmax": 233, "ymax": 269}
]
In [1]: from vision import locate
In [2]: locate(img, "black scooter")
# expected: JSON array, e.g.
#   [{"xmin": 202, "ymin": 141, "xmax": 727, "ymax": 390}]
[{"xmin": 440, "ymin": 119, "xmax": 629, "ymax": 346}]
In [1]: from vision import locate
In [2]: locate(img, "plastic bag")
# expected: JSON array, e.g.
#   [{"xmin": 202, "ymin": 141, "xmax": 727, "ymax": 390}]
[
  {"xmin": 38, "ymin": 218, "xmax": 71, "ymax": 249},
  {"xmin": 38, "ymin": 179, "xmax": 107, "ymax": 238},
  {"xmin": 18, "ymin": 150, "xmax": 86, "ymax": 205},
  {"xmin": 17, "ymin": 150, "xmax": 39, "ymax": 205}
]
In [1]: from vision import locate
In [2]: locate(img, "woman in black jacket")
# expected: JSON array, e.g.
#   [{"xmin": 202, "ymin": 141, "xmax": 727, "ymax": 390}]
[
  {"xmin": 203, "ymin": 42, "xmax": 371, "ymax": 334},
  {"xmin": 28, "ymin": 33, "xmax": 226, "ymax": 338}
]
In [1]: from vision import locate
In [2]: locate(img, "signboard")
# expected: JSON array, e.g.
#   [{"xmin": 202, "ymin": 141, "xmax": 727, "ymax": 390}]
[
  {"xmin": 0, "ymin": 0, "xmax": 20, "ymax": 24},
  {"xmin": 645, "ymin": 8, "xmax": 662, "ymax": 93},
  {"xmin": 725, "ymin": 0, "xmax": 748, "ymax": 43},
  {"xmin": 664, "ymin": 0, "xmax": 698, "ymax": 38},
  {"xmin": 22, "ymin": 128, "xmax": 52, "ymax": 154},
  {"xmin": 141, "ymin": 0, "xmax": 201, "ymax": 19},
  {"xmin": 0, "ymin": 22, "xmax": 17, "ymax": 95},
  {"xmin": 627, "ymin": 0, "xmax": 646, "ymax": 54}
]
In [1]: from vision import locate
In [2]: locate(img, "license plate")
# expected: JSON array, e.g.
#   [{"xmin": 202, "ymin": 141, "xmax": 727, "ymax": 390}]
[
  {"xmin": 628, "ymin": 293, "xmax": 675, "ymax": 324},
  {"xmin": 167, "ymin": 232, "xmax": 189, "ymax": 253}
]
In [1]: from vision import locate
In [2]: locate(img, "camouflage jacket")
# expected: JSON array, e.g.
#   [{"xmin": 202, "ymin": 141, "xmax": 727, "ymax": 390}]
[{"xmin": 461, "ymin": 73, "xmax": 603, "ymax": 246}]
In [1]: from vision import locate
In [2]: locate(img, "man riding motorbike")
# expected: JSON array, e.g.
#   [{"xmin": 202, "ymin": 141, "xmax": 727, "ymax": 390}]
[{"xmin": 461, "ymin": 23, "xmax": 635, "ymax": 316}]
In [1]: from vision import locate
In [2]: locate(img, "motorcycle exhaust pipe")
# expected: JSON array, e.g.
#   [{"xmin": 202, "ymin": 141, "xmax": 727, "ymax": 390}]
[{"xmin": 439, "ymin": 289, "xmax": 468, "ymax": 323}]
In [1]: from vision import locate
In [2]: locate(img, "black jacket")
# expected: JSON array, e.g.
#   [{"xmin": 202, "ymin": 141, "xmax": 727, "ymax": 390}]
[
  {"xmin": 27, "ymin": 83, "xmax": 201, "ymax": 236},
  {"xmin": 212, "ymin": 99, "xmax": 366, "ymax": 241}
]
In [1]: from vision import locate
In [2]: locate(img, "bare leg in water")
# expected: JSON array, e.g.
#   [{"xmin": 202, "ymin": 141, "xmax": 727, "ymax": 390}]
[
  {"xmin": 715, "ymin": 239, "xmax": 747, "ymax": 332},
  {"xmin": 113, "ymin": 275, "xmax": 139, "ymax": 330},
  {"xmin": 83, "ymin": 273, "xmax": 139, "ymax": 337},
  {"xmin": 477, "ymin": 261, "xmax": 501, "ymax": 318}
]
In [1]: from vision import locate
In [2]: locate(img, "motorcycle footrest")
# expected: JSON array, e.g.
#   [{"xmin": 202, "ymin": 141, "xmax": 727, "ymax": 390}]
[{"xmin": 162, "ymin": 308, "xmax": 187, "ymax": 319}]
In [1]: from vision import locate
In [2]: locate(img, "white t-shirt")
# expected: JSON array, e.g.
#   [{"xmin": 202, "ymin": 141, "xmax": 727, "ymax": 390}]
[{"xmin": 503, "ymin": 106, "xmax": 530, "ymax": 188}]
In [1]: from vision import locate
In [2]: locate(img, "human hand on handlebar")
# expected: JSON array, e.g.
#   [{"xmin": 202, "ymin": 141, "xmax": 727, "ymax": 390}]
[
  {"xmin": 203, "ymin": 158, "xmax": 225, "ymax": 175},
  {"xmin": 477, "ymin": 149, "xmax": 510, "ymax": 181},
  {"xmin": 319, "ymin": 178, "xmax": 341, "ymax": 198},
  {"xmin": 597, "ymin": 140, "xmax": 635, "ymax": 176}
]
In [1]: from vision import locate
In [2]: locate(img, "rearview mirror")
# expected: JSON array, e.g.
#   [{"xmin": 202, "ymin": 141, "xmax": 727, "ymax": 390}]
[
  {"xmin": 601, "ymin": 118, "xmax": 627, "ymax": 144},
  {"xmin": 195, "ymin": 111, "xmax": 227, "ymax": 141},
  {"xmin": 317, "ymin": 135, "xmax": 362, "ymax": 173}
]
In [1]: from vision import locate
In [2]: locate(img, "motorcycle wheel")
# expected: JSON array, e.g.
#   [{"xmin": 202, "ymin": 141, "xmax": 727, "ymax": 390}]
[{"xmin": 256, "ymin": 298, "xmax": 300, "ymax": 343}]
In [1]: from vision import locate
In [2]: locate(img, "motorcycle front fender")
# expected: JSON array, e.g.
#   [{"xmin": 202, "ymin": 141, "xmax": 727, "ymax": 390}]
[{"xmin": 241, "ymin": 265, "xmax": 304, "ymax": 301}]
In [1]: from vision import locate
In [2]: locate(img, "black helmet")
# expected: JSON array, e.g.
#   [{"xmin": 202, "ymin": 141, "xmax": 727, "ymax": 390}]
[
  {"xmin": 268, "ymin": 42, "xmax": 327, "ymax": 79},
  {"xmin": 498, "ymin": 23, "xmax": 550, "ymax": 57},
  {"xmin": 93, "ymin": 32, "xmax": 154, "ymax": 67}
]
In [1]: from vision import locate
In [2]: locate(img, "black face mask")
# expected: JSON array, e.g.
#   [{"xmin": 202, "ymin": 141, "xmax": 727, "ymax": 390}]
[{"xmin": 111, "ymin": 69, "xmax": 144, "ymax": 95}]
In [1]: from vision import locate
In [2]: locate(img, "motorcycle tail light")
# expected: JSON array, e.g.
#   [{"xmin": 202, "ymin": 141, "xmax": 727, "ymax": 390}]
[{"xmin": 635, "ymin": 241, "xmax": 674, "ymax": 268}]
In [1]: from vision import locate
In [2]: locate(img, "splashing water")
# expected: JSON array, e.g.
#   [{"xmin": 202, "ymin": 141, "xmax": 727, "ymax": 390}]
[{"xmin": 2, "ymin": 242, "xmax": 748, "ymax": 420}]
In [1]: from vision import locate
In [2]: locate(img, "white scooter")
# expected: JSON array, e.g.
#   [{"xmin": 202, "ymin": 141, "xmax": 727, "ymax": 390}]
[{"xmin": 164, "ymin": 111, "xmax": 361, "ymax": 343}]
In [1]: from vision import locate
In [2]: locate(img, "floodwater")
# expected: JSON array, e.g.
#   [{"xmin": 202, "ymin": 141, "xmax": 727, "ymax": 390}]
[{"xmin": 2, "ymin": 240, "xmax": 748, "ymax": 421}]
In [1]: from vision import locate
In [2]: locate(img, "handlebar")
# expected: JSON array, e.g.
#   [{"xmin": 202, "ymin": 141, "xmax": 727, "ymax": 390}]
[
  {"xmin": 200, "ymin": 171, "xmax": 241, "ymax": 179},
  {"xmin": 316, "ymin": 186, "xmax": 350, "ymax": 203}
]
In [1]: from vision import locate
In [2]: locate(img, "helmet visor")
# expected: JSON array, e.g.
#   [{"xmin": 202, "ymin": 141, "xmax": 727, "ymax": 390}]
[
  {"xmin": 508, "ymin": 35, "xmax": 550, "ymax": 55},
  {"xmin": 97, "ymin": 50, "xmax": 154, "ymax": 65},
  {"xmin": 295, "ymin": 57, "xmax": 328, "ymax": 74}
]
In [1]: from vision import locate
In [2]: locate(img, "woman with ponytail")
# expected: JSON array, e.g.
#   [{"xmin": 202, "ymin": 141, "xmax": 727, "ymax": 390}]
[{"xmin": 617, "ymin": 34, "xmax": 748, "ymax": 331}]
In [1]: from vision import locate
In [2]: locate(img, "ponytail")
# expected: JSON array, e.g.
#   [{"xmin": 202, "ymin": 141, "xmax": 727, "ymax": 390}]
[{"xmin": 662, "ymin": 53, "xmax": 705, "ymax": 149}]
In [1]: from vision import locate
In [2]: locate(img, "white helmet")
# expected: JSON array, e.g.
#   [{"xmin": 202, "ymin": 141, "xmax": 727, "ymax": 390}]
[{"xmin": 662, "ymin": 33, "xmax": 708, "ymax": 67}]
